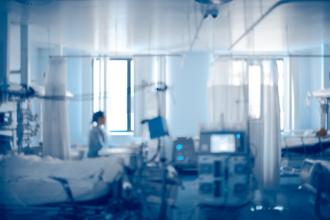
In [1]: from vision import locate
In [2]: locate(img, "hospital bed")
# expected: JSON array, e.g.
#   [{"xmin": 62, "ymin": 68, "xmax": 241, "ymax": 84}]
[
  {"xmin": 0, "ymin": 148, "xmax": 136, "ymax": 206},
  {"xmin": 281, "ymin": 131, "xmax": 330, "ymax": 155},
  {"xmin": 300, "ymin": 159, "xmax": 330, "ymax": 220},
  {"xmin": 0, "ymin": 145, "xmax": 180, "ymax": 219}
]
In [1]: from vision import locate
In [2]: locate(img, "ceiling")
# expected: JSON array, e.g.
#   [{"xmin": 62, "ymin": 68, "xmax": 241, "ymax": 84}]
[{"xmin": 7, "ymin": 0, "xmax": 330, "ymax": 54}]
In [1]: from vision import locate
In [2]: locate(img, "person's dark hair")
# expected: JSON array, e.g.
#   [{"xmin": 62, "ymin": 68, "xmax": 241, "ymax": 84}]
[{"xmin": 92, "ymin": 111, "xmax": 105, "ymax": 123}]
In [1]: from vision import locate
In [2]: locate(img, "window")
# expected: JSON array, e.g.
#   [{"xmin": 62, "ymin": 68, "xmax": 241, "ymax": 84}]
[
  {"xmin": 93, "ymin": 58, "xmax": 134, "ymax": 132},
  {"xmin": 231, "ymin": 59, "xmax": 287, "ymax": 128},
  {"xmin": 231, "ymin": 60, "xmax": 246, "ymax": 85},
  {"xmin": 153, "ymin": 57, "xmax": 160, "ymax": 84}
]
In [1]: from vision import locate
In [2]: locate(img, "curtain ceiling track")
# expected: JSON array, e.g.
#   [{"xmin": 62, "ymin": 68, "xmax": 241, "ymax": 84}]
[{"xmin": 229, "ymin": 0, "xmax": 330, "ymax": 50}]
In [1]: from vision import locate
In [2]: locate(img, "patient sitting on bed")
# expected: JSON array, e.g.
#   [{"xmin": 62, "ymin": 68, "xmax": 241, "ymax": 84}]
[{"xmin": 88, "ymin": 111, "xmax": 108, "ymax": 158}]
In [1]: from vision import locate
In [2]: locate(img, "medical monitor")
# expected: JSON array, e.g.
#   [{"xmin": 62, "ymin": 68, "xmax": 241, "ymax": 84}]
[
  {"xmin": 200, "ymin": 131, "xmax": 247, "ymax": 153},
  {"xmin": 210, "ymin": 134, "xmax": 236, "ymax": 153}
]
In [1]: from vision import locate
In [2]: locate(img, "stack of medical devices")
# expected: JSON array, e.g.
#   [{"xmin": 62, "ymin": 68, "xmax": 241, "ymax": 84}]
[{"xmin": 197, "ymin": 130, "xmax": 253, "ymax": 207}]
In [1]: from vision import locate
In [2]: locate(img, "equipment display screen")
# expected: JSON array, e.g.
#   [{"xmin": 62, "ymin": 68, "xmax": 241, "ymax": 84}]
[{"xmin": 210, "ymin": 134, "xmax": 236, "ymax": 153}]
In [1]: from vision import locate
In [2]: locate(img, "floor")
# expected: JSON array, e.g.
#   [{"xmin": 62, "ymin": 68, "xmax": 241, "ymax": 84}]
[
  {"xmin": 173, "ymin": 154, "xmax": 327, "ymax": 220},
  {"xmin": 174, "ymin": 175, "xmax": 319, "ymax": 220}
]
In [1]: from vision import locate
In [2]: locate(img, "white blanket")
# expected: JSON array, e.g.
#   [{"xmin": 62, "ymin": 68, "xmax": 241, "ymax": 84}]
[
  {"xmin": 300, "ymin": 159, "xmax": 330, "ymax": 194},
  {"xmin": 281, "ymin": 131, "xmax": 330, "ymax": 149},
  {"xmin": 0, "ymin": 155, "xmax": 124, "ymax": 206}
]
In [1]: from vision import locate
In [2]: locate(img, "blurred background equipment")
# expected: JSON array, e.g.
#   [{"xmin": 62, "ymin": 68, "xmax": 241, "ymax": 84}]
[
  {"xmin": 199, "ymin": 130, "xmax": 247, "ymax": 153},
  {"xmin": 0, "ymin": 102, "xmax": 17, "ymax": 153},
  {"xmin": 197, "ymin": 130, "xmax": 253, "ymax": 207},
  {"xmin": 300, "ymin": 159, "xmax": 330, "ymax": 220},
  {"xmin": 198, "ymin": 153, "xmax": 253, "ymax": 206},
  {"xmin": 172, "ymin": 137, "xmax": 198, "ymax": 172}
]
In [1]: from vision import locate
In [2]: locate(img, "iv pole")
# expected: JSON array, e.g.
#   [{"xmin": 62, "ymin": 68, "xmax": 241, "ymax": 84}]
[
  {"xmin": 140, "ymin": 82, "xmax": 170, "ymax": 220},
  {"xmin": 155, "ymin": 83, "xmax": 169, "ymax": 220}
]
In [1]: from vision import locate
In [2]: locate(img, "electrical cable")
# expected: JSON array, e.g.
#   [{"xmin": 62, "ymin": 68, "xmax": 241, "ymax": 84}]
[{"xmin": 188, "ymin": 17, "xmax": 205, "ymax": 52}]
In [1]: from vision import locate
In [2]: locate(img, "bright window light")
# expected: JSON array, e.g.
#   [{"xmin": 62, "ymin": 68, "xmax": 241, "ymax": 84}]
[
  {"xmin": 248, "ymin": 64, "xmax": 261, "ymax": 119},
  {"xmin": 262, "ymin": 60, "xmax": 273, "ymax": 86},
  {"xmin": 231, "ymin": 60, "xmax": 245, "ymax": 85},
  {"xmin": 153, "ymin": 57, "xmax": 160, "ymax": 84},
  {"xmin": 106, "ymin": 60, "xmax": 128, "ymax": 131},
  {"xmin": 233, "ymin": 59, "xmax": 287, "ymax": 127},
  {"xmin": 93, "ymin": 58, "xmax": 133, "ymax": 132}
]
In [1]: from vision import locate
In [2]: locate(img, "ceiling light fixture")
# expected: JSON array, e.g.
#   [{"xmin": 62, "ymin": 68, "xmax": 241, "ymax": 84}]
[{"xmin": 195, "ymin": 0, "xmax": 232, "ymax": 19}]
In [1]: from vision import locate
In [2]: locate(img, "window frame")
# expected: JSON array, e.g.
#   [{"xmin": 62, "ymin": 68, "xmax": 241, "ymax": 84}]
[
  {"xmin": 92, "ymin": 57, "xmax": 134, "ymax": 133},
  {"xmin": 231, "ymin": 58, "xmax": 289, "ymax": 130}
]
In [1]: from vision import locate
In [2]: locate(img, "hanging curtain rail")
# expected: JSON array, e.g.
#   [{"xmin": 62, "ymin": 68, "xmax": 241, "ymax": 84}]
[
  {"xmin": 214, "ymin": 53, "xmax": 330, "ymax": 59},
  {"xmin": 49, "ymin": 53, "xmax": 182, "ymax": 59},
  {"xmin": 229, "ymin": 0, "xmax": 330, "ymax": 50}
]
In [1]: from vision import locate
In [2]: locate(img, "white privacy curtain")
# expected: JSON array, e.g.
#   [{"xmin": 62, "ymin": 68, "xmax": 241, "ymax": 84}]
[
  {"xmin": 253, "ymin": 60, "xmax": 281, "ymax": 190},
  {"xmin": 208, "ymin": 58, "xmax": 249, "ymax": 130},
  {"xmin": 43, "ymin": 57, "xmax": 70, "ymax": 159},
  {"xmin": 208, "ymin": 58, "xmax": 281, "ymax": 190}
]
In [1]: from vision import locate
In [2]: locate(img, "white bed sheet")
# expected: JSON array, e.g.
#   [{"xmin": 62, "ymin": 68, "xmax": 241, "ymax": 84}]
[
  {"xmin": 0, "ymin": 154, "xmax": 126, "ymax": 206},
  {"xmin": 281, "ymin": 131, "xmax": 330, "ymax": 149},
  {"xmin": 282, "ymin": 136, "xmax": 320, "ymax": 148}
]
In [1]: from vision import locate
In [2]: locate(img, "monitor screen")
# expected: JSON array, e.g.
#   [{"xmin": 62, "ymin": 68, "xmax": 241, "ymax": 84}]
[{"xmin": 210, "ymin": 134, "xmax": 236, "ymax": 153}]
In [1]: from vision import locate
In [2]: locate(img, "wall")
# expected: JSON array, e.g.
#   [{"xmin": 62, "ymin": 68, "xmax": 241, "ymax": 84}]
[
  {"xmin": 28, "ymin": 45, "xmax": 88, "ymax": 147},
  {"xmin": 80, "ymin": 57, "xmax": 93, "ymax": 145},
  {"xmin": 25, "ymin": 40, "xmax": 329, "ymax": 149},
  {"xmin": 0, "ymin": 8, "xmax": 9, "ymax": 87},
  {"xmin": 12, "ymin": 24, "xmax": 211, "ymax": 149},
  {"xmin": 61, "ymin": 49, "xmax": 95, "ymax": 146},
  {"xmin": 291, "ymin": 47, "xmax": 322, "ymax": 130},
  {"xmin": 65, "ymin": 53, "xmax": 83, "ymax": 145},
  {"xmin": 322, "ymin": 44, "xmax": 330, "ymax": 89},
  {"xmin": 9, "ymin": 24, "xmax": 20, "ymax": 73},
  {"xmin": 133, "ymin": 56, "xmax": 157, "ymax": 137},
  {"xmin": 26, "ymin": 46, "xmax": 330, "ymax": 151},
  {"xmin": 166, "ymin": 52, "xmax": 210, "ymax": 138},
  {"xmin": 321, "ymin": 44, "xmax": 330, "ymax": 129},
  {"xmin": 30, "ymin": 47, "xmax": 48, "ymax": 145}
]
